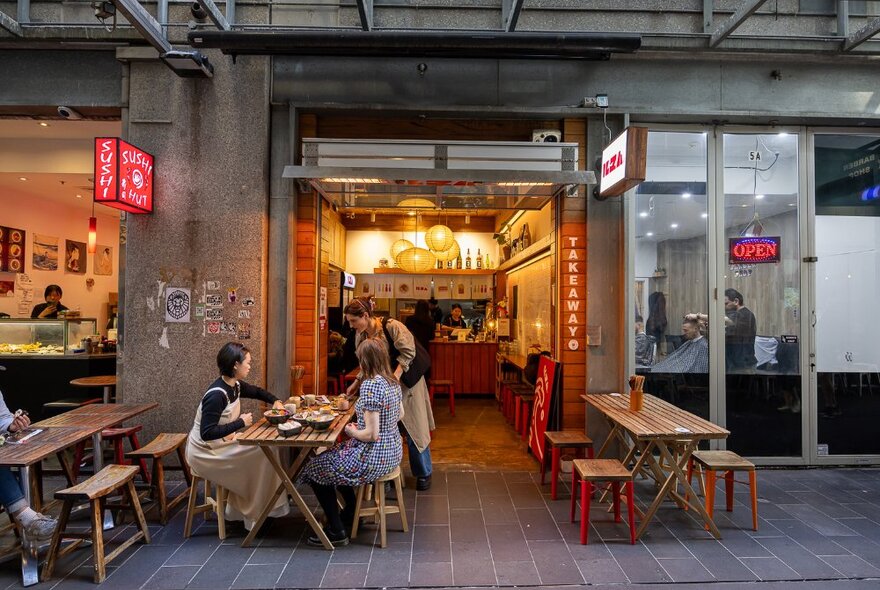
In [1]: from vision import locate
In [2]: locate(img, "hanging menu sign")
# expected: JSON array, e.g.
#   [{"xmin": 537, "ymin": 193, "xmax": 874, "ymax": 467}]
[
  {"xmin": 562, "ymin": 234, "xmax": 586, "ymax": 351},
  {"xmin": 94, "ymin": 137, "xmax": 154, "ymax": 214}
]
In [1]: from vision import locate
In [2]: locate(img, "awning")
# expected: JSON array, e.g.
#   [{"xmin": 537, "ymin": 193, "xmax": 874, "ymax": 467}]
[{"xmin": 283, "ymin": 139, "xmax": 596, "ymax": 211}]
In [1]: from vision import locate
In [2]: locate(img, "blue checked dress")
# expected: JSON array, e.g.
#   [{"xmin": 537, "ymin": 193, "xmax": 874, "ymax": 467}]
[{"xmin": 300, "ymin": 376, "xmax": 403, "ymax": 486}]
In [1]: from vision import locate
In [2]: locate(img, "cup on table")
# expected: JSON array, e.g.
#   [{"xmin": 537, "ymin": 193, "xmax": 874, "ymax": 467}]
[
  {"xmin": 304, "ymin": 394, "xmax": 316, "ymax": 406},
  {"xmin": 284, "ymin": 403, "xmax": 299, "ymax": 415}
]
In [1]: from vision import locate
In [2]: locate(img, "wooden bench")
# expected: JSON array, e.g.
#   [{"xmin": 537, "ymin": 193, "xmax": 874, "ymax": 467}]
[
  {"xmin": 184, "ymin": 475, "xmax": 227, "ymax": 540},
  {"xmin": 102, "ymin": 425, "xmax": 150, "ymax": 483},
  {"xmin": 570, "ymin": 459, "xmax": 635, "ymax": 545},
  {"xmin": 351, "ymin": 465, "xmax": 407, "ymax": 549},
  {"xmin": 542, "ymin": 430, "xmax": 594, "ymax": 500},
  {"xmin": 428, "ymin": 379, "xmax": 455, "ymax": 416},
  {"xmin": 127, "ymin": 433, "xmax": 192, "ymax": 524},
  {"xmin": 43, "ymin": 464, "xmax": 150, "ymax": 584},
  {"xmin": 687, "ymin": 450, "xmax": 758, "ymax": 531}
]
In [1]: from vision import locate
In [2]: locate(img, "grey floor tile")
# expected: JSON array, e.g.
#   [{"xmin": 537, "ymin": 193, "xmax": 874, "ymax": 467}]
[
  {"xmin": 528, "ymin": 540, "xmax": 584, "ymax": 585},
  {"xmin": 408, "ymin": 561, "xmax": 453, "ymax": 586},
  {"xmin": 230, "ymin": 563, "xmax": 284, "ymax": 589},
  {"xmin": 508, "ymin": 482, "xmax": 546, "ymax": 509},
  {"xmin": 818, "ymin": 554, "xmax": 880, "ymax": 577},
  {"xmin": 411, "ymin": 525, "xmax": 450, "ymax": 562},
  {"xmin": 770, "ymin": 519, "xmax": 852, "ymax": 555},
  {"xmin": 141, "ymin": 566, "xmax": 200, "ymax": 590},
  {"xmin": 780, "ymin": 503, "xmax": 862, "ymax": 537},
  {"xmin": 788, "ymin": 491, "xmax": 865, "ymax": 519},
  {"xmin": 414, "ymin": 494, "xmax": 449, "ymax": 525},
  {"xmin": 486, "ymin": 523, "xmax": 532, "ymax": 561},
  {"xmin": 246, "ymin": 545, "xmax": 294, "ymax": 565},
  {"xmin": 164, "ymin": 535, "xmax": 223, "ymax": 567},
  {"xmin": 517, "ymin": 507, "xmax": 563, "ymax": 540},
  {"xmin": 328, "ymin": 533, "xmax": 375, "ymax": 564},
  {"xmin": 276, "ymin": 546, "xmax": 331, "ymax": 589},
  {"xmin": 364, "ymin": 546, "xmax": 411, "ymax": 587},
  {"xmin": 187, "ymin": 544, "xmax": 255, "ymax": 589},
  {"xmin": 99, "ymin": 545, "xmax": 180, "ymax": 590},
  {"xmin": 319, "ymin": 563, "xmax": 368, "ymax": 588},
  {"xmin": 494, "ymin": 560, "xmax": 540, "ymax": 585},
  {"xmin": 413, "ymin": 472, "xmax": 447, "ymax": 496},
  {"xmin": 475, "ymin": 472, "xmax": 509, "ymax": 496},
  {"xmin": 830, "ymin": 535, "xmax": 880, "ymax": 567},
  {"xmin": 577, "ymin": 557, "xmax": 630, "ymax": 584},
  {"xmin": 605, "ymin": 542, "xmax": 671, "ymax": 583},
  {"xmin": 446, "ymin": 473, "xmax": 479, "ymax": 509},
  {"xmin": 758, "ymin": 536, "xmax": 844, "ymax": 578},
  {"xmin": 451, "ymin": 541, "xmax": 497, "ymax": 586},
  {"xmin": 449, "ymin": 509, "xmax": 487, "ymax": 543},
  {"xmin": 503, "ymin": 471, "xmax": 534, "ymax": 483},
  {"xmin": 697, "ymin": 555, "xmax": 760, "ymax": 582},
  {"xmin": 480, "ymin": 495, "xmax": 519, "ymax": 525},
  {"xmin": 740, "ymin": 556, "xmax": 800, "ymax": 581},
  {"xmin": 836, "ymin": 517, "xmax": 880, "ymax": 544},
  {"xmin": 658, "ymin": 556, "xmax": 716, "ymax": 582}
]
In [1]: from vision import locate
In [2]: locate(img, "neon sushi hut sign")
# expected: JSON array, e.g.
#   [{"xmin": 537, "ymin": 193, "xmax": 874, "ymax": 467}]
[{"xmin": 94, "ymin": 138, "xmax": 154, "ymax": 214}]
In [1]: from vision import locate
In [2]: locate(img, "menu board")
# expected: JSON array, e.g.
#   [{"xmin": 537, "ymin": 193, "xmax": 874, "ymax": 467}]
[
  {"xmin": 452, "ymin": 277, "xmax": 471, "ymax": 299},
  {"xmin": 0, "ymin": 226, "xmax": 26, "ymax": 273},
  {"xmin": 394, "ymin": 275, "xmax": 413, "ymax": 299},
  {"xmin": 375, "ymin": 276, "xmax": 394, "ymax": 298},
  {"xmin": 412, "ymin": 276, "xmax": 432, "ymax": 299},
  {"xmin": 355, "ymin": 274, "xmax": 373, "ymax": 298}
]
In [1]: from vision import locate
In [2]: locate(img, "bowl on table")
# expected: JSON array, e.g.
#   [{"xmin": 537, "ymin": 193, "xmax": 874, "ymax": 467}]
[
  {"xmin": 277, "ymin": 421, "xmax": 302, "ymax": 437},
  {"xmin": 263, "ymin": 409, "xmax": 291, "ymax": 425},
  {"xmin": 305, "ymin": 414, "xmax": 335, "ymax": 431}
]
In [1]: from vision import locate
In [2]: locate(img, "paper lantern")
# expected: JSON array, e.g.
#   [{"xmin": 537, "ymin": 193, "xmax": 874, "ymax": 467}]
[
  {"xmin": 425, "ymin": 224, "xmax": 455, "ymax": 253},
  {"xmin": 390, "ymin": 239, "xmax": 414, "ymax": 261},
  {"xmin": 432, "ymin": 239, "xmax": 460, "ymax": 262},
  {"xmin": 397, "ymin": 247, "xmax": 436, "ymax": 273},
  {"xmin": 397, "ymin": 197, "xmax": 436, "ymax": 210}
]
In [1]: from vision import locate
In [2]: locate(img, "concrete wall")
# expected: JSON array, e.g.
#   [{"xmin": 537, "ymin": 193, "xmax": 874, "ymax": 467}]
[{"xmin": 120, "ymin": 51, "xmax": 272, "ymax": 440}]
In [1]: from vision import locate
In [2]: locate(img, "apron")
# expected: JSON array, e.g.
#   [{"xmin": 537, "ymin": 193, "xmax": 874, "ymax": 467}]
[{"xmin": 185, "ymin": 387, "xmax": 289, "ymax": 530}]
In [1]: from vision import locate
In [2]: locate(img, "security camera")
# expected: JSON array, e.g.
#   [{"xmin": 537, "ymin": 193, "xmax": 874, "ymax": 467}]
[
  {"xmin": 190, "ymin": 2, "xmax": 208, "ymax": 21},
  {"xmin": 57, "ymin": 106, "xmax": 84, "ymax": 120}
]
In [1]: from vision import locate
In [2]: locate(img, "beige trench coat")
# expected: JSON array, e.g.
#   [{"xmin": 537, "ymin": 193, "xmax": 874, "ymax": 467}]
[{"xmin": 356, "ymin": 317, "xmax": 435, "ymax": 452}]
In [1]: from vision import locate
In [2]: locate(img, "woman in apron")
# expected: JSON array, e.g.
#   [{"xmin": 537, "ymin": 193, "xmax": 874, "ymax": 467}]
[{"xmin": 186, "ymin": 342, "xmax": 290, "ymax": 531}]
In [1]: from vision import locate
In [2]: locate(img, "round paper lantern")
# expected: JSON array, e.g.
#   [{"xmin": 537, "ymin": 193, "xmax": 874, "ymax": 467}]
[
  {"xmin": 432, "ymin": 239, "xmax": 460, "ymax": 262},
  {"xmin": 425, "ymin": 224, "xmax": 455, "ymax": 253},
  {"xmin": 397, "ymin": 197, "xmax": 436, "ymax": 210},
  {"xmin": 390, "ymin": 239, "xmax": 414, "ymax": 262},
  {"xmin": 397, "ymin": 247, "xmax": 436, "ymax": 273}
]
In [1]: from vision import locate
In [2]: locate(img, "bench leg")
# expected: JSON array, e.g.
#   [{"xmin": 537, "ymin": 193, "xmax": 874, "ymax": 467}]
[
  {"xmin": 612, "ymin": 482, "xmax": 621, "ymax": 523},
  {"xmin": 704, "ymin": 470, "xmax": 716, "ymax": 531},
  {"xmin": 128, "ymin": 433, "xmax": 151, "ymax": 483},
  {"xmin": 550, "ymin": 446, "xmax": 561, "ymax": 500},
  {"xmin": 128, "ymin": 480, "xmax": 151, "ymax": 543},
  {"xmin": 570, "ymin": 469, "xmax": 579, "ymax": 522},
  {"xmin": 725, "ymin": 471, "xmax": 735, "ymax": 512},
  {"xmin": 626, "ymin": 482, "xmax": 636, "ymax": 545},
  {"xmin": 749, "ymin": 470, "xmax": 758, "ymax": 531},
  {"xmin": 183, "ymin": 476, "xmax": 200, "ymax": 538},
  {"xmin": 580, "ymin": 480, "xmax": 591, "ymax": 544},
  {"xmin": 42, "ymin": 500, "xmax": 73, "ymax": 581},
  {"xmin": 91, "ymin": 500, "xmax": 106, "ymax": 583},
  {"xmin": 351, "ymin": 484, "xmax": 365, "ymax": 540}
]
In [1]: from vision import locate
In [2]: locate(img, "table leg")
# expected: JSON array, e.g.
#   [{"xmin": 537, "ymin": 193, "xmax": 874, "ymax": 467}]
[
  {"xmin": 658, "ymin": 440, "xmax": 722, "ymax": 539},
  {"xmin": 260, "ymin": 447, "xmax": 334, "ymax": 551},
  {"xmin": 103, "ymin": 386, "xmax": 112, "ymax": 404},
  {"xmin": 92, "ymin": 432, "xmax": 115, "ymax": 530},
  {"xmin": 241, "ymin": 447, "xmax": 313, "ymax": 548},
  {"xmin": 19, "ymin": 465, "xmax": 39, "ymax": 587}
]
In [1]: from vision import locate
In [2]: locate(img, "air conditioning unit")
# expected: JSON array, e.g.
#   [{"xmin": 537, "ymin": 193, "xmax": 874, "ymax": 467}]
[{"xmin": 532, "ymin": 129, "xmax": 562, "ymax": 143}]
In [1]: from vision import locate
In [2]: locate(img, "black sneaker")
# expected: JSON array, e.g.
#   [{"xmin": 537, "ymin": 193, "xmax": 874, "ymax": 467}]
[
  {"xmin": 416, "ymin": 475, "xmax": 432, "ymax": 491},
  {"xmin": 384, "ymin": 481, "xmax": 397, "ymax": 500},
  {"xmin": 307, "ymin": 527, "xmax": 349, "ymax": 547}
]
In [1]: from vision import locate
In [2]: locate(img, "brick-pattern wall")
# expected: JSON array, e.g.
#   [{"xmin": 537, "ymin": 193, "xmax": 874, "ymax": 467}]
[{"xmin": 294, "ymin": 114, "xmax": 319, "ymax": 395}]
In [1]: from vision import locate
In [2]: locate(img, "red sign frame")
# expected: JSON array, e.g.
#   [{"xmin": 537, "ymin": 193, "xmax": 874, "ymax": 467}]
[
  {"xmin": 528, "ymin": 356, "xmax": 561, "ymax": 462},
  {"xmin": 728, "ymin": 236, "xmax": 781, "ymax": 265},
  {"xmin": 94, "ymin": 137, "xmax": 154, "ymax": 214}
]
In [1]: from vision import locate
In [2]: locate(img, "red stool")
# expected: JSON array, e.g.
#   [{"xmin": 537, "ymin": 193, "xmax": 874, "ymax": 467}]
[
  {"xmin": 519, "ymin": 395, "xmax": 534, "ymax": 441},
  {"xmin": 542, "ymin": 430, "xmax": 594, "ymax": 500},
  {"xmin": 506, "ymin": 384, "xmax": 531, "ymax": 424},
  {"xmin": 327, "ymin": 378, "xmax": 339, "ymax": 396},
  {"xmin": 570, "ymin": 459, "xmax": 635, "ymax": 545},
  {"xmin": 101, "ymin": 426, "xmax": 150, "ymax": 484},
  {"xmin": 429, "ymin": 380, "xmax": 455, "ymax": 416}
]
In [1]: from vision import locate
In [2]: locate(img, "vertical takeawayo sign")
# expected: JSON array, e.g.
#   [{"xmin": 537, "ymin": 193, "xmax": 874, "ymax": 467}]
[{"xmin": 94, "ymin": 137, "xmax": 154, "ymax": 213}]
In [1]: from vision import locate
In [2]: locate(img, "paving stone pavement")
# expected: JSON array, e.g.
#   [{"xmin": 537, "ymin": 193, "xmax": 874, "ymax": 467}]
[{"xmin": 0, "ymin": 465, "xmax": 877, "ymax": 589}]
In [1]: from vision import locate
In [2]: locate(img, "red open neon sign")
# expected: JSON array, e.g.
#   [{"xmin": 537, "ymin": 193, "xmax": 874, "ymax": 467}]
[
  {"xmin": 94, "ymin": 137, "xmax": 154, "ymax": 214},
  {"xmin": 729, "ymin": 236, "xmax": 781, "ymax": 264}
]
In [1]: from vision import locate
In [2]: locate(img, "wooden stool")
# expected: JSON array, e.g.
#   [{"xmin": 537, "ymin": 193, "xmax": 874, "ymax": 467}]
[
  {"xmin": 513, "ymin": 389, "xmax": 534, "ymax": 433},
  {"xmin": 518, "ymin": 395, "xmax": 534, "ymax": 441},
  {"xmin": 127, "ymin": 433, "xmax": 192, "ymax": 524},
  {"xmin": 102, "ymin": 426, "xmax": 150, "ymax": 483},
  {"xmin": 570, "ymin": 459, "xmax": 635, "ymax": 545},
  {"xmin": 351, "ymin": 466, "xmax": 408, "ymax": 548},
  {"xmin": 687, "ymin": 450, "xmax": 758, "ymax": 531},
  {"xmin": 498, "ymin": 379, "xmax": 519, "ymax": 416},
  {"xmin": 43, "ymin": 465, "xmax": 150, "ymax": 584},
  {"xmin": 429, "ymin": 380, "xmax": 455, "ymax": 416},
  {"xmin": 542, "ymin": 430, "xmax": 594, "ymax": 500},
  {"xmin": 41, "ymin": 397, "xmax": 102, "ymax": 418},
  {"xmin": 506, "ymin": 384, "xmax": 531, "ymax": 424},
  {"xmin": 184, "ymin": 475, "xmax": 227, "ymax": 540}
]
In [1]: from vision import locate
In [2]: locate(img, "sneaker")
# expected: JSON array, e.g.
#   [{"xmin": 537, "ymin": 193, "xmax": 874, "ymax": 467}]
[
  {"xmin": 790, "ymin": 401, "xmax": 801, "ymax": 413},
  {"xmin": 307, "ymin": 527, "xmax": 349, "ymax": 547},
  {"xmin": 416, "ymin": 475, "xmax": 432, "ymax": 491},
  {"xmin": 23, "ymin": 514, "xmax": 57, "ymax": 541},
  {"xmin": 776, "ymin": 404, "xmax": 790, "ymax": 411}
]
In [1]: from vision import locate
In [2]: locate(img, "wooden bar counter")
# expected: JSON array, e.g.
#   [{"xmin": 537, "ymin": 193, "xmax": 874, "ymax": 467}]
[{"xmin": 429, "ymin": 341, "xmax": 497, "ymax": 395}]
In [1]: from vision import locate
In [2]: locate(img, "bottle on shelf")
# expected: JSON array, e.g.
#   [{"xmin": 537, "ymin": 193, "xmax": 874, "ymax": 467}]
[
  {"xmin": 476, "ymin": 248, "xmax": 482, "ymax": 269},
  {"xmin": 485, "ymin": 253, "xmax": 491, "ymax": 269},
  {"xmin": 465, "ymin": 248, "xmax": 472, "ymax": 269},
  {"xmin": 455, "ymin": 253, "xmax": 462, "ymax": 269},
  {"xmin": 447, "ymin": 257, "xmax": 453, "ymax": 269},
  {"xmin": 436, "ymin": 258, "xmax": 444, "ymax": 269}
]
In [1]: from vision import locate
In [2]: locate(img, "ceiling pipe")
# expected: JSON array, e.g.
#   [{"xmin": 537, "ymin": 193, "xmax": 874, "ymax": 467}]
[{"xmin": 189, "ymin": 30, "xmax": 641, "ymax": 60}]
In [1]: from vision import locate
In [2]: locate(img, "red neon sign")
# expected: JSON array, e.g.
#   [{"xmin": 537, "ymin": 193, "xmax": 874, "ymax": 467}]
[
  {"xmin": 94, "ymin": 137, "xmax": 154, "ymax": 214},
  {"xmin": 729, "ymin": 236, "xmax": 781, "ymax": 264}
]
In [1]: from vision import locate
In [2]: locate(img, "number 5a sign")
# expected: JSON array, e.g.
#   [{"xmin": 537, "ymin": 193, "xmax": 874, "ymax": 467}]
[{"xmin": 599, "ymin": 126, "xmax": 648, "ymax": 198}]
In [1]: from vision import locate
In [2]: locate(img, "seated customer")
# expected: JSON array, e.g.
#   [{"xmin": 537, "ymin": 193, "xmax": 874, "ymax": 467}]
[
  {"xmin": 0, "ymin": 392, "xmax": 57, "ymax": 540},
  {"xmin": 651, "ymin": 313, "xmax": 708, "ymax": 374},
  {"xmin": 31, "ymin": 284, "xmax": 68, "ymax": 319}
]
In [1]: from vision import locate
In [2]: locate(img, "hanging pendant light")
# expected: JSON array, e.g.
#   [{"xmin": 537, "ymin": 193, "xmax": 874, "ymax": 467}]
[
  {"xmin": 87, "ymin": 201, "xmax": 97, "ymax": 254},
  {"xmin": 432, "ymin": 239, "xmax": 460, "ymax": 262},
  {"xmin": 425, "ymin": 223, "xmax": 455, "ymax": 253},
  {"xmin": 397, "ymin": 247, "xmax": 436, "ymax": 273},
  {"xmin": 390, "ymin": 238, "xmax": 414, "ymax": 262}
]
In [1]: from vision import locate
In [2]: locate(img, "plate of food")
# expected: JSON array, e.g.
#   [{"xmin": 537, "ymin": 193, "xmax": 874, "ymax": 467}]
[
  {"xmin": 9, "ymin": 244, "xmax": 21, "ymax": 258},
  {"xmin": 263, "ymin": 408, "xmax": 290, "ymax": 425},
  {"xmin": 9, "ymin": 230, "xmax": 22, "ymax": 243}
]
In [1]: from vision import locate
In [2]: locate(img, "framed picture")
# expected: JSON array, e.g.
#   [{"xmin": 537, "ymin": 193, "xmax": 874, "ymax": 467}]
[
  {"xmin": 94, "ymin": 245, "xmax": 113, "ymax": 276},
  {"xmin": 65, "ymin": 240, "xmax": 86, "ymax": 274},
  {"xmin": 32, "ymin": 234, "xmax": 58, "ymax": 271}
]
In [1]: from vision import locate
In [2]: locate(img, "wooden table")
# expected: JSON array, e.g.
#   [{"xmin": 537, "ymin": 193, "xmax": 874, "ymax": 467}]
[
  {"xmin": 70, "ymin": 375, "xmax": 116, "ymax": 403},
  {"xmin": 582, "ymin": 393, "xmax": 729, "ymax": 540},
  {"xmin": 236, "ymin": 404, "xmax": 356, "ymax": 549},
  {"xmin": 4, "ymin": 403, "xmax": 157, "ymax": 586}
]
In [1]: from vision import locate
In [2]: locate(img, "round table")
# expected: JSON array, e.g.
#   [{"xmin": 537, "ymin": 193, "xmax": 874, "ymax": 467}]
[{"xmin": 70, "ymin": 375, "xmax": 117, "ymax": 403}]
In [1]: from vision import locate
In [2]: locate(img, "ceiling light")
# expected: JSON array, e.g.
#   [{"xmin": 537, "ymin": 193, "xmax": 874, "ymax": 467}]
[
  {"xmin": 397, "ymin": 197, "xmax": 436, "ymax": 209},
  {"xmin": 788, "ymin": 203, "xmax": 796, "ymax": 206},
  {"xmin": 321, "ymin": 178, "xmax": 383, "ymax": 184},
  {"xmin": 76, "ymin": 194, "xmax": 83, "ymax": 199},
  {"xmin": 433, "ymin": 239, "xmax": 460, "ymax": 262},
  {"xmin": 407, "ymin": 211, "xmax": 416, "ymax": 216},
  {"xmin": 397, "ymin": 247, "xmax": 436, "ymax": 273},
  {"xmin": 465, "ymin": 214, "xmax": 471, "ymax": 225},
  {"xmin": 39, "ymin": 122, "xmax": 49, "ymax": 127},
  {"xmin": 670, "ymin": 223, "xmax": 678, "ymax": 229},
  {"xmin": 19, "ymin": 177, "xmax": 27, "ymax": 181},
  {"xmin": 646, "ymin": 232, "xmax": 654, "ymax": 237},
  {"xmin": 778, "ymin": 132, "xmax": 789, "ymax": 137},
  {"xmin": 390, "ymin": 239, "xmax": 415, "ymax": 261},
  {"xmin": 682, "ymin": 192, "xmax": 691, "ymax": 199},
  {"xmin": 639, "ymin": 211, "xmax": 648, "ymax": 218},
  {"xmin": 425, "ymin": 224, "xmax": 455, "ymax": 253},
  {"xmin": 370, "ymin": 211, "xmax": 376, "ymax": 222},
  {"xmin": 701, "ymin": 212, "xmax": 708, "ymax": 218},
  {"xmin": 741, "ymin": 204, "xmax": 748, "ymax": 208},
  {"xmin": 755, "ymin": 194, "xmax": 765, "ymax": 200}
]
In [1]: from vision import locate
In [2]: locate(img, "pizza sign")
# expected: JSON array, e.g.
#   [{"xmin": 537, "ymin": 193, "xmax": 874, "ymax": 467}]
[{"xmin": 94, "ymin": 137, "xmax": 154, "ymax": 214}]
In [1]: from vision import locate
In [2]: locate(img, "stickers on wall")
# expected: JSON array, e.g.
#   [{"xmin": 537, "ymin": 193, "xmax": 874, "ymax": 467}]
[
  {"xmin": 165, "ymin": 287, "xmax": 191, "ymax": 323},
  {"xmin": 412, "ymin": 276, "xmax": 431, "ymax": 298},
  {"xmin": 206, "ymin": 321, "xmax": 221, "ymax": 334},
  {"xmin": 206, "ymin": 294, "xmax": 223, "ymax": 307},
  {"xmin": 206, "ymin": 308, "xmax": 223, "ymax": 321},
  {"xmin": 237, "ymin": 322, "xmax": 251, "ymax": 340},
  {"xmin": 194, "ymin": 305, "xmax": 205, "ymax": 318},
  {"xmin": 221, "ymin": 321, "xmax": 237, "ymax": 335},
  {"xmin": 242, "ymin": 297, "xmax": 255, "ymax": 307},
  {"xmin": 207, "ymin": 281, "xmax": 220, "ymax": 291},
  {"xmin": 238, "ymin": 309, "xmax": 250, "ymax": 319},
  {"xmin": 227, "ymin": 288, "xmax": 237, "ymax": 304}
]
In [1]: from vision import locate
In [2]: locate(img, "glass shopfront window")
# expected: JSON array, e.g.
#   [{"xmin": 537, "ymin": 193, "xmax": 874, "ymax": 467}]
[
  {"xmin": 813, "ymin": 133, "xmax": 880, "ymax": 456},
  {"xmin": 634, "ymin": 131, "xmax": 710, "ymax": 419}
]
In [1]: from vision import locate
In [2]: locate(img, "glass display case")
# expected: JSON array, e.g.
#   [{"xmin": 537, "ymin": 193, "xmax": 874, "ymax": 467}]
[{"xmin": 0, "ymin": 318, "xmax": 99, "ymax": 355}]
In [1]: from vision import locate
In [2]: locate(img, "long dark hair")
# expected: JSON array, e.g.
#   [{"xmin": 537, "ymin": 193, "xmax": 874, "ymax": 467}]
[{"xmin": 413, "ymin": 299, "xmax": 432, "ymax": 323}]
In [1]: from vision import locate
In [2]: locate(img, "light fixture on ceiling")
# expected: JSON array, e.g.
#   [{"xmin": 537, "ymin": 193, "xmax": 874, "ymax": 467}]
[
  {"xmin": 397, "ymin": 197, "xmax": 436, "ymax": 210},
  {"xmin": 701, "ymin": 212, "xmax": 708, "ymax": 218},
  {"xmin": 682, "ymin": 192, "xmax": 691, "ymax": 199},
  {"xmin": 464, "ymin": 214, "xmax": 471, "ymax": 225},
  {"xmin": 76, "ymin": 194, "xmax": 83, "ymax": 199},
  {"xmin": 755, "ymin": 194, "xmax": 765, "ymax": 200},
  {"xmin": 670, "ymin": 223, "xmax": 678, "ymax": 229},
  {"xmin": 646, "ymin": 232, "xmax": 654, "ymax": 237},
  {"xmin": 433, "ymin": 239, "xmax": 460, "ymax": 263},
  {"xmin": 87, "ymin": 201, "xmax": 97, "ymax": 254},
  {"xmin": 39, "ymin": 122, "xmax": 49, "ymax": 127},
  {"xmin": 18, "ymin": 177, "xmax": 27, "ymax": 181},
  {"xmin": 370, "ymin": 210, "xmax": 376, "ymax": 223},
  {"xmin": 425, "ymin": 223, "xmax": 455, "ymax": 253},
  {"xmin": 397, "ymin": 247, "xmax": 436, "ymax": 272},
  {"xmin": 500, "ymin": 210, "xmax": 526, "ymax": 235},
  {"xmin": 639, "ymin": 211, "xmax": 648, "ymax": 218},
  {"xmin": 390, "ymin": 239, "xmax": 415, "ymax": 262}
]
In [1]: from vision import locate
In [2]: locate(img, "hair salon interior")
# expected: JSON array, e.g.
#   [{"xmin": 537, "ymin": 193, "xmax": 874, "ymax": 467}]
[{"xmin": 1, "ymin": 2, "xmax": 879, "ymax": 469}]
